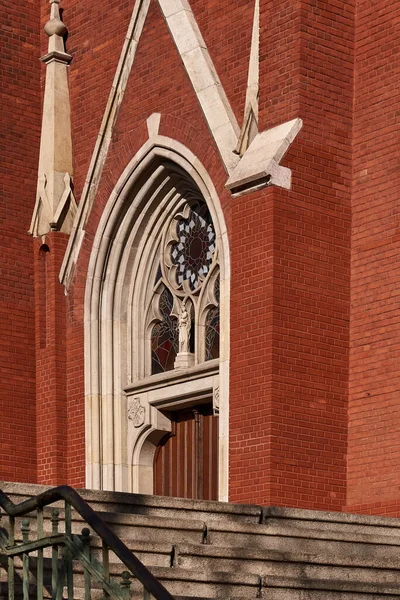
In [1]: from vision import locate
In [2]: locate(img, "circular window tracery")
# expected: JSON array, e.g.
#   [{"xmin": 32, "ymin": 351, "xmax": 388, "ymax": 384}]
[{"xmin": 170, "ymin": 205, "xmax": 216, "ymax": 292}]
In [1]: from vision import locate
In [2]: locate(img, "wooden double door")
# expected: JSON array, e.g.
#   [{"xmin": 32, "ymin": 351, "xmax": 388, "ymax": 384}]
[{"xmin": 153, "ymin": 403, "xmax": 219, "ymax": 500}]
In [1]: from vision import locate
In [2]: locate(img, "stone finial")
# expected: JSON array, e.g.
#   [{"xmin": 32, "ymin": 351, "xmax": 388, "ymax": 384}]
[
  {"xmin": 29, "ymin": 0, "xmax": 75, "ymax": 237},
  {"xmin": 40, "ymin": 0, "xmax": 71, "ymax": 66},
  {"xmin": 45, "ymin": 0, "xmax": 67, "ymax": 37}
]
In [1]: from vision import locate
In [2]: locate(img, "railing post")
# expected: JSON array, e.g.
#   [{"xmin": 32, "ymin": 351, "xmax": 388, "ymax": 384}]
[
  {"xmin": 65, "ymin": 501, "xmax": 74, "ymax": 600},
  {"xmin": 81, "ymin": 527, "xmax": 91, "ymax": 600},
  {"xmin": 102, "ymin": 540, "xmax": 110, "ymax": 600},
  {"xmin": 144, "ymin": 587, "xmax": 151, "ymax": 600},
  {"xmin": 7, "ymin": 514, "xmax": 15, "ymax": 600},
  {"xmin": 37, "ymin": 508, "xmax": 44, "ymax": 600},
  {"xmin": 120, "ymin": 571, "xmax": 132, "ymax": 600},
  {"xmin": 21, "ymin": 518, "xmax": 30, "ymax": 600},
  {"xmin": 51, "ymin": 508, "xmax": 60, "ymax": 600}
]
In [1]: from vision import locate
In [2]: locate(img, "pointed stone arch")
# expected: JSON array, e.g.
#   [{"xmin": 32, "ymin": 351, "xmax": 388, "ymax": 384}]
[{"xmin": 85, "ymin": 136, "xmax": 230, "ymax": 499}]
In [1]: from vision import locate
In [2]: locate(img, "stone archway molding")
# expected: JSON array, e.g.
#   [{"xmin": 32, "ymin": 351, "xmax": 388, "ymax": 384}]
[{"xmin": 84, "ymin": 136, "xmax": 230, "ymax": 500}]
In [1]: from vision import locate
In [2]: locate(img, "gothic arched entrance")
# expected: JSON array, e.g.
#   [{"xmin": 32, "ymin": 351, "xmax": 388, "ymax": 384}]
[{"xmin": 85, "ymin": 139, "xmax": 229, "ymax": 500}]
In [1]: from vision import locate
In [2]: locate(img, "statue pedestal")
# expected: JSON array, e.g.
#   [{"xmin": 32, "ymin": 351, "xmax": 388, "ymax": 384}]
[{"xmin": 174, "ymin": 352, "xmax": 195, "ymax": 369}]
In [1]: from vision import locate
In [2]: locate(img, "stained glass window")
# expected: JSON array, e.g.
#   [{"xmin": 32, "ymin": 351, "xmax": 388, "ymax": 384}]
[
  {"xmin": 205, "ymin": 277, "xmax": 220, "ymax": 361},
  {"xmin": 148, "ymin": 199, "xmax": 220, "ymax": 374},
  {"xmin": 151, "ymin": 288, "xmax": 178, "ymax": 374},
  {"xmin": 171, "ymin": 205, "xmax": 216, "ymax": 291}
]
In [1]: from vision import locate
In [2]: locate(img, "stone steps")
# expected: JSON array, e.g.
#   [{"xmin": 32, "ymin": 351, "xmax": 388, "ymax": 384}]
[
  {"xmin": 1, "ymin": 483, "xmax": 261, "ymax": 524},
  {"xmin": 174, "ymin": 541, "xmax": 400, "ymax": 571},
  {"xmin": 5, "ymin": 561, "xmax": 400, "ymax": 599},
  {"xmin": 1, "ymin": 482, "xmax": 400, "ymax": 598}
]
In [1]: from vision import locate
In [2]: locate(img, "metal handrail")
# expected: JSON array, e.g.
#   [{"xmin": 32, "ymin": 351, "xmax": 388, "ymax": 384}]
[{"xmin": 0, "ymin": 485, "xmax": 175, "ymax": 600}]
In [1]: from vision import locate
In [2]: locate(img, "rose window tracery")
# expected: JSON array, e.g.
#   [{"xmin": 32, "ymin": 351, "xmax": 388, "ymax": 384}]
[{"xmin": 170, "ymin": 207, "xmax": 215, "ymax": 291}]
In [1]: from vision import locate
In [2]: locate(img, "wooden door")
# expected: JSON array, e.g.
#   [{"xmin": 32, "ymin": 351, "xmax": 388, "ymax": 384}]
[{"xmin": 153, "ymin": 403, "xmax": 219, "ymax": 500}]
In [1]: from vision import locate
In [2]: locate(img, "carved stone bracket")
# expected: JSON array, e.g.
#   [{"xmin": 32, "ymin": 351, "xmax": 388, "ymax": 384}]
[
  {"xmin": 226, "ymin": 118, "xmax": 303, "ymax": 197},
  {"xmin": 128, "ymin": 397, "xmax": 145, "ymax": 428}
]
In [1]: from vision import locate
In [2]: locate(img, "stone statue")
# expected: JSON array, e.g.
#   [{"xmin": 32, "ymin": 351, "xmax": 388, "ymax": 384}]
[{"xmin": 178, "ymin": 301, "xmax": 191, "ymax": 353}]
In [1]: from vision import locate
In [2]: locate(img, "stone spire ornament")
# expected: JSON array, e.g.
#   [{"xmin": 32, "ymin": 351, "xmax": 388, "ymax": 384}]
[
  {"xmin": 235, "ymin": 0, "xmax": 260, "ymax": 157},
  {"xmin": 29, "ymin": 0, "xmax": 76, "ymax": 237},
  {"xmin": 226, "ymin": 0, "xmax": 302, "ymax": 197}
]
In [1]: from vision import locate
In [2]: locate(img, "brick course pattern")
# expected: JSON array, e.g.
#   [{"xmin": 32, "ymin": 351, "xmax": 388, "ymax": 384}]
[
  {"xmin": 347, "ymin": 0, "xmax": 400, "ymax": 514},
  {"xmin": 0, "ymin": 0, "xmax": 40, "ymax": 483},
  {"xmin": 1, "ymin": 0, "xmax": 400, "ymax": 516}
]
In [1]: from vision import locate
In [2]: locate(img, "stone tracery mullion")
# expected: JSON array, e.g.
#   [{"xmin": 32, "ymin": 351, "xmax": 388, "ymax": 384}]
[{"xmin": 196, "ymin": 263, "xmax": 220, "ymax": 362}]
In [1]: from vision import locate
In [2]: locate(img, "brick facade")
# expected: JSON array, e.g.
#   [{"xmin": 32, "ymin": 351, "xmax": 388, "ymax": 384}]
[
  {"xmin": 347, "ymin": 0, "xmax": 400, "ymax": 514},
  {"xmin": 1, "ymin": 0, "xmax": 400, "ymax": 517},
  {"xmin": 0, "ymin": 0, "xmax": 40, "ymax": 483}
]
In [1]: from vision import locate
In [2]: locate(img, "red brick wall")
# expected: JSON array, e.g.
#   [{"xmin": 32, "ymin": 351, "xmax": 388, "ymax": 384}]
[
  {"xmin": 0, "ymin": 0, "xmax": 40, "ymax": 482},
  {"xmin": 190, "ymin": 0, "xmax": 253, "ymax": 125},
  {"xmin": 54, "ymin": 0, "xmax": 353, "ymax": 507},
  {"xmin": 347, "ymin": 0, "xmax": 400, "ymax": 515},
  {"xmin": 63, "ymin": 0, "xmax": 133, "ymax": 201},
  {"xmin": 6, "ymin": 0, "xmax": 400, "ymax": 515},
  {"xmin": 35, "ymin": 235, "xmax": 69, "ymax": 485},
  {"xmin": 259, "ymin": 0, "xmax": 301, "ymax": 131},
  {"xmin": 229, "ymin": 187, "xmax": 274, "ymax": 504},
  {"xmin": 36, "ymin": 0, "xmax": 137, "ymax": 488},
  {"xmin": 272, "ymin": 0, "xmax": 353, "ymax": 510},
  {"xmin": 230, "ymin": 0, "xmax": 353, "ymax": 509}
]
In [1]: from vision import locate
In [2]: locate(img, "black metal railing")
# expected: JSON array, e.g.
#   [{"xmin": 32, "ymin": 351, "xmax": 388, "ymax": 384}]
[{"xmin": 0, "ymin": 485, "xmax": 175, "ymax": 600}]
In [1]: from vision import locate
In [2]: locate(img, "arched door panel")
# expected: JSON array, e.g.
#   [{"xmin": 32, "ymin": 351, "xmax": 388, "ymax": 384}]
[{"xmin": 153, "ymin": 403, "xmax": 218, "ymax": 500}]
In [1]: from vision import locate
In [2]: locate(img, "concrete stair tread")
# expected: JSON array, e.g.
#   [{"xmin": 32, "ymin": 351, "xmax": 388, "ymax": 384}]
[
  {"xmin": 14, "ymin": 509, "xmax": 400, "ymax": 549},
  {"xmin": 68, "ymin": 563, "xmax": 261, "ymax": 587},
  {"xmin": 144, "ymin": 565, "xmax": 261, "ymax": 585},
  {"xmin": 207, "ymin": 520, "xmax": 400, "ymax": 546},
  {"xmin": 20, "ymin": 562, "xmax": 400, "ymax": 597},
  {"xmin": 105, "ymin": 538, "xmax": 174, "ymax": 554},
  {"xmin": 262, "ymin": 574, "xmax": 400, "ymax": 595},
  {"xmin": 9, "ymin": 510, "xmax": 207, "ymax": 545},
  {"xmin": 95, "ymin": 510, "xmax": 206, "ymax": 532},
  {"xmin": 92, "ymin": 560, "xmax": 400, "ymax": 592},
  {"xmin": 0, "ymin": 483, "xmax": 262, "ymax": 523},
  {"xmin": 32, "ymin": 507, "xmax": 207, "ymax": 533},
  {"xmin": 173, "ymin": 545, "xmax": 400, "ymax": 588},
  {"xmin": 97, "ymin": 511, "xmax": 400, "ymax": 547},
  {"xmin": 265, "ymin": 516, "xmax": 400, "ymax": 539},
  {"xmin": 57, "ymin": 564, "xmax": 262, "ymax": 599},
  {"xmin": 175, "ymin": 541, "xmax": 400, "ymax": 568},
  {"xmin": 4, "ymin": 481, "xmax": 400, "ymax": 530},
  {"xmin": 264, "ymin": 505, "xmax": 400, "ymax": 529}
]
